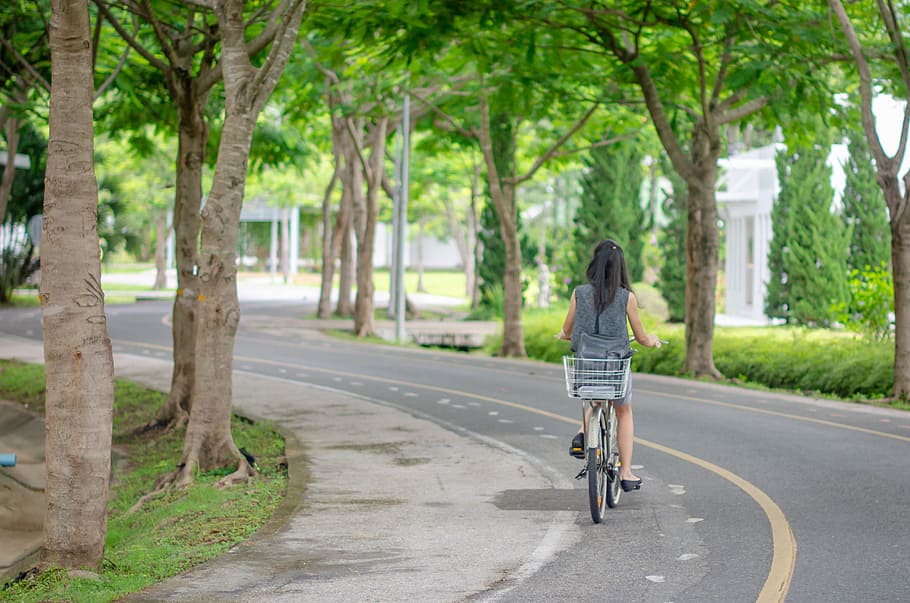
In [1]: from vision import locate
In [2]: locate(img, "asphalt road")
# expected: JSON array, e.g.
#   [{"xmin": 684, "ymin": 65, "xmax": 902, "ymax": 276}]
[{"xmin": 3, "ymin": 299, "xmax": 909, "ymax": 602}]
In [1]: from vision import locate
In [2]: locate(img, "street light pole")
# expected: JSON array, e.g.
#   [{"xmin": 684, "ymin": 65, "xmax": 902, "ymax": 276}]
[{"xmin": 395, "ymin": 93, "xmax": 410, "ymax": 342}]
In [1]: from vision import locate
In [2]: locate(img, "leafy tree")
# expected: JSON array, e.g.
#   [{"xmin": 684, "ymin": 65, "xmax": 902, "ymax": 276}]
[
  {"xmin": 657, "ymin": 158, "xmax": 687, "ymax": 323},
  {"xmin": 842, "ymin": 126, "xmax": 890, "ymax": 273},
  {"xmin": 530, "ymin": 0, "xmax": 837, "ymax": 378},
  {"xmin": 769, "ymin": 139, "xmax": 849, "ymax": 326},
  {"xmin": 765, "ymin": 150, "xmax": 794, "ymax": 322},
  {"xmin": 567, "ymin": 138, "xmax": 646, "ymax": 294},
  {"xmin": 830, "ymin": 0, "xmax": 910, "ymax": 398}
]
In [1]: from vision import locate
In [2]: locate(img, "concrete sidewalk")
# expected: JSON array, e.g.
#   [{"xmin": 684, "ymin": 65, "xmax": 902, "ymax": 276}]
[{"xmin": 0, "ymin": 334, "xmax": 576, "ymax": 601}]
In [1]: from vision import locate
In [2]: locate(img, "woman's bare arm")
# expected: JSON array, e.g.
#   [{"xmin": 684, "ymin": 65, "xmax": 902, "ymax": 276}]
[
  {"xmin": 627, "ymin": 292, "xmax": 661, "ymax": 347},
  {"xmin": 557, "ymin": 290, "xmax": 576, "ymax": 340}
]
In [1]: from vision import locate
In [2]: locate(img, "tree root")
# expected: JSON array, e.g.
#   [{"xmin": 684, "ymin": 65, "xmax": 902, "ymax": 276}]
[
  {"xmin": 130, "ymin": 412, "xmax": 189, "ymax": 438},
  {"xmin": 127, "ymin": 456, "xmax": 256, "ymax": 514},
  {"xmin": 215, "ymin": 457, "xmax": 256, "ymax": 488}
]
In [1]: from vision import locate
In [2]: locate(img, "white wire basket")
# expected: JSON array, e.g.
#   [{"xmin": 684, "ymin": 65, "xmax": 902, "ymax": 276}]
[{"xmin": 563, "ymin": 354, "xmax": 632, "ymax": 400}]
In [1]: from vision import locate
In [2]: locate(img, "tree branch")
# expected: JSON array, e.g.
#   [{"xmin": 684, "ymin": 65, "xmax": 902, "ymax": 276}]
[
  {"xmin": 178, "ymin": 0, "xmax": 215, "ymax": 8},
  {"xmin": 507, "ymin": 103, "xmax": 600, "ymax": 186},
  {"xmin": 249, "ymin": 0, "xmax": 306, "ymax": 113},
  {"xmin": 877, "ymin": 0, "xmax": 910, "ymax": 170},
  {"xmin": 717, "ymin": 96, "xmax": 768, "ymax": 125},
  {"xmin": 92, "ymin": 0, "xmax": 168, "ymax": 72},
  {"xmin": 828, "ymin": 0, "xmax": 895, "ymax": 174},
  {"xmin": 301, "ymin": 38, "xmax": 340, "ymax": 85},
  {"xmin": 549, "ymin": 129, "xmax": 645, "ymax": 160},
  {"xmin": 684, "ymin": 22, "xmax": 711, "ymax": 122},
  {"xmin": 140, "ymin": 0, "xmax": 185, "ymax": 68},
  {"xmin": 411, "ymin": 91, "xmax": 477, "ymax": 139},
  {"xmin": 629, "ymin": 60, "xmax": 695, "ymax": 181},
  {"xmin": 246, "ymin": 0, "xmax": 290, "ymax": 57},
  {"xmin": 711, "ymin": 34, "xmax": 736, "ymax": 106},
  {"xmin": 94, "ymin": 17, "xmax": 137, "ymax": 99},
  {"xmin": 0, "ymin": 38, "xmax": 50, "ymax": 92}
]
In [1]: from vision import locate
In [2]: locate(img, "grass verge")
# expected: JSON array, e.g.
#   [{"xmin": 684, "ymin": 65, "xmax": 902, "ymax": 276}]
[{"xmin": 0, "ymin": 360, "xmax": 289, "ymax": 603}]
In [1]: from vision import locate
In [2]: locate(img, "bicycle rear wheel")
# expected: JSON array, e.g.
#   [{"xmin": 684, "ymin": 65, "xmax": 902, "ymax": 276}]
[
  {"xmin": 587, "ymin": 407, "xmax": 608, "ymax": 523},
  {"xmin": 605, "ymin": 402, "xmax": 622, "ymax": 508}
]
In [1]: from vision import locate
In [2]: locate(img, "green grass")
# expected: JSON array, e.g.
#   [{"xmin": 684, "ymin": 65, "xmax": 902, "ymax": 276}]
[
  {"xmin": 381, "ymin": 269, "xmax": 467, "ymax": 300},
  {"xmin": 101, "ymin": 263, "xmax": 155, "ymax": 274},
  {"xmin": 0, "ymin": 361, "xmax": 288, "ymax": 603},
  {"xmin": 3, "ymin": 292, "xmax": 40, "ymax": 307}
]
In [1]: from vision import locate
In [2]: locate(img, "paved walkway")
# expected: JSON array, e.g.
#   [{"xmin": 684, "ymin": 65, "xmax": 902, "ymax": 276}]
[{"xmin": 0, "ymin": 330, "xmax": 575, "ymax": 601}]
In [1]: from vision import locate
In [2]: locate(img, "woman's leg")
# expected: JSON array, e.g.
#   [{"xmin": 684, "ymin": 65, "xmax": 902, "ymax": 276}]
[{"xmin": 615, "ymin": 401, "xmax": 638, "ymax": 481}]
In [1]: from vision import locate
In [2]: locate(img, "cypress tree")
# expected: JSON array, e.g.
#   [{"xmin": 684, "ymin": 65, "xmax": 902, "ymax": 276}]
[
  {"xmin": 842, "ymin": 128, "xmax": 890, "ymax": 272},
  {"xmin": 765, "ymin": 148, "xmax": 793, "ymax": 322},
  {"xmin": 656, "ymin": 158, "xmax": 687, "ymax": 322},
  {"xmin": 567, "ymin": 139, "xmax": 647, "ymax": 295},
  {"xmin": 771, "ymin": 139, "xmax": 850, "ymax": 326}
]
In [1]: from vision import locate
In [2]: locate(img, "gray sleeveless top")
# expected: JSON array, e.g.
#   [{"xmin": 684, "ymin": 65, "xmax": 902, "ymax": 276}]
[{"xmin": 570, "ymin": 284, "xmax": 630, "ymax": 353}]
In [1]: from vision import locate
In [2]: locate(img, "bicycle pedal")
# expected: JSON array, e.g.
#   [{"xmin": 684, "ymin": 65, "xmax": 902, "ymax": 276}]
[{"xmin": 574, "ymin": 467, "xmax": 587, "ymax": 480}]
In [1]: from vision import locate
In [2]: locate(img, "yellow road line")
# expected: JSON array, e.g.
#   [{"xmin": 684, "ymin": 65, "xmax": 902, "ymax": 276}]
[
  {"xmin": 232, "ymin": 332, "xmax": 908, "ymax": 445},
  {"xmin": 116, "ymin": 340, "xmax": 794, "ymax": 602},
  {"xmin": 639, "ymin": 388, "xmax": 910, "ymax": 444},
  {"xmin": 639, "ymin": 437, "xmax": 795, "ymax": 602}
]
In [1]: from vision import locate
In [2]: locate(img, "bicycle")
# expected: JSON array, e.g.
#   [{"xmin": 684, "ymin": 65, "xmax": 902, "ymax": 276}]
[{"xmin": 562, "ymin": 342, "xmax": 634, "ymax": 524}]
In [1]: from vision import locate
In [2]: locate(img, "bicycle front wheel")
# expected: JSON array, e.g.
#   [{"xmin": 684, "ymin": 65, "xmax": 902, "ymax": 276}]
[
  {"xmin": 605, "ymin": 402, "xmax": 622, "ymax": 508},
  {"xmin": 587, "ymin": 407, "xmax": 609, "ymax": 523}
]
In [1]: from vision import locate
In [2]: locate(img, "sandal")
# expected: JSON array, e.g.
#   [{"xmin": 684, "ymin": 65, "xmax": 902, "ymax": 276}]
[{"xmin": 569, "ymin": 432, "xmax": 585, "ymax": 458}]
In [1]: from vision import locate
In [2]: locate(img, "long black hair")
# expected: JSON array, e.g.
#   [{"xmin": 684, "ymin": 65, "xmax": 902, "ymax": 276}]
[{"xmin": 585, "ymin": 239, "xmax": 631, "ymax": 312}]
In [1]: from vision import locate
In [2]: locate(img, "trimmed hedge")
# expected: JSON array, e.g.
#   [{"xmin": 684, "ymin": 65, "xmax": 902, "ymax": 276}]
[{"xmin": 486, "ymin": 312, "xmax": 894, "ymax": 401}]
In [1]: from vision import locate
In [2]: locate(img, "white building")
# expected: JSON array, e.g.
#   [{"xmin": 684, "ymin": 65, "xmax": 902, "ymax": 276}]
[{"xmin": 716, "ymin": 144, "xmax": 780, "ymax": 324}]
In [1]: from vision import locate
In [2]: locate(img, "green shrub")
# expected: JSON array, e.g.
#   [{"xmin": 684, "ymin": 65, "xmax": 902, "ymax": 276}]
[
  {"xmin": 833, "ymin": 263, "xmax": 894, "ymax": 342},
  {"xmin": 518, "ymin": 309, "xmax": 894, "ymax": 401}
]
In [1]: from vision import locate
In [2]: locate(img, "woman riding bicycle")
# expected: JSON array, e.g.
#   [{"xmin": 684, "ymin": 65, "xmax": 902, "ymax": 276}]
[{"xmin": 557, "ymin": 239, "xmax": 662, "ymax": 491}]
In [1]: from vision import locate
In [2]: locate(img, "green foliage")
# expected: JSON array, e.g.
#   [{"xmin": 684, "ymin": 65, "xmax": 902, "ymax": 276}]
[
  {"xmin": 514, "ymin": 312, "xmax": 895, "ymax": 400},
  {"xmin": 842, "ymin": 126, "xmax": 890, "ymax": 273},
  {"xmin": 767, "ymin": 138, "xmax": 850, "ymax": 326},
  {"xmin": 565, "ymin": 139, "xmax": 648, "ymax": 294},
  {"xmin": 711, "ymin": 328, "xmax": 893, "ymax": 400},
  {"xmin": 0, "ymin": 360, "xmax": 45, "ymax": 411},
  {"xmin": 0, "ymin": 361, "xmax": 288, "ymax": 602},
  {"xmin": 656, "ymin": 157, "xmax": 687, "ymax": 322},
  {"xmin": 0, "ymin": 229, "xmax": 38, "ymax": 304},
  {"xmin": 4, "ymin": 123, "xmax": 46, "ymax": 224},
  {"xmin": 833, "ymin": 263, "xmax": 894, "ymax": 341}
]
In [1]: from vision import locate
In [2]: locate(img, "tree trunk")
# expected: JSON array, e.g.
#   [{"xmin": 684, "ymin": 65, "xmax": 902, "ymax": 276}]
[
  {"xmin": 337, "ymin": 218, "xmax": 353, "ymax": 315},
  {"xmin": 498, "ymin": 188, "xmax": 526, "ymax": 357},
  {"xmin": 353, "ymin": 117, "xmax": 388, "ymax": 336},
  {"xmin": 153, "ymin": 210, "xmax": 168, "ymax": 289},
  {"xmin": 442, "ymin": 195, "xmax": 473, "ymax": 298},
  {"xmin": 337, "ymin": 129, "xmax": 360, "ymax": 317},
  {"xmin": 682, "ymin": 124, "xmax": 722, "ymax": 378},
  {"xmin": 892, "ymin": 215, "xmax": 910, "ymax": 397},
  {"xmin": 477, "ymin": 101, "xmax": 526, "ymax": 357},
  {"xmin": 469, "ymin": 163, "xmax": 482, "ymax": 307},
  {"xmin": 318, "ymin": 119, "xmax": 344, "ymax": 318},
  {"xmin": 41, "ymin": 0, "xmax": 115, "ymax": 570},
  {"xmin": 151, "ymin": 97, "xmax": 208, "ymax": 430},
  {"xmin": 175, "ymin": 0, "xmax": 305, "ymax": 486},
  {"xmin": 0, "ymin": 116, "xmax": 21, "ymax": 223}
]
